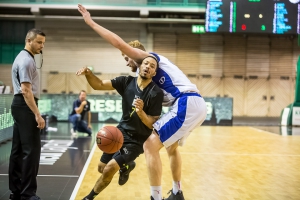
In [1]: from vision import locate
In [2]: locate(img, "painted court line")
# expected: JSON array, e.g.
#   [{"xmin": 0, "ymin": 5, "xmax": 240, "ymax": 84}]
[
  {"xmin": 70, "ymin": 142, "xmax": 97, "ymax": 200},
  {"xmin": 249, "ymin": 127, "xmax": 276, "ymax": 135}
]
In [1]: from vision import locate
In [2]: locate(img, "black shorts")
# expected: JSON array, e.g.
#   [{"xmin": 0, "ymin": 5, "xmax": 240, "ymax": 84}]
[{"xmin": 100, "ymin": 127, "xmax": 145, "ymax": 168}]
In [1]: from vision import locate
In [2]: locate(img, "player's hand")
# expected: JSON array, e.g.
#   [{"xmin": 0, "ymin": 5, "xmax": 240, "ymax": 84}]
[
  {"xmin": 88, "ymin": 124, "xmax": 92, "ymax": 129},
  {"xmin": 78, "ymin": 4, "xmax": 93, "ymax": 25},
  {"xmin": 81, "ymin": 100, "xmax": 87, "ymax": 106},
  {"xmin": 76, "ymin": 67, "xmax": 91, "ymax": 76},
  {"xmin": 36, "ymin": 114, "xmax": 45, "ymax": 129},
  {"xmin": 134, "ymin": 99, "xmax": 144, "ymax": 113}
]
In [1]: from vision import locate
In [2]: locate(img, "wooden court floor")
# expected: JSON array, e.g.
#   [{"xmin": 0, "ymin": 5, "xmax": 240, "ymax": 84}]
[{"xmin": 72, "ymin": 126, "xmax": 300, "ymax": 200}]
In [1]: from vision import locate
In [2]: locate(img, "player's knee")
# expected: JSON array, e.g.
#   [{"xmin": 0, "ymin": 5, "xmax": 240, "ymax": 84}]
[
  {"xmin": 98, "ymin": 166, "xmax": 104, "ymax": 173},
  {"xmin": 143, "ymin": 141, "xmax": 156, "ymax": 154},
  {"xmin": 75, "ymin": 114, "xmax": 81, "ymax": 121},
  {"xmin": 143, "ymin": 139, "xmax": 151, "ymax": 153},
  {"xmin": 143, "ymin": 132, "xmax": 163, "ymax": 153},
  {"xmin": 102, "ymin": 161, "xmax": 119, "ymax": 180},
  {"xmin": 98, "ymin": 162, "xmax": 106, "ymax": 173}
]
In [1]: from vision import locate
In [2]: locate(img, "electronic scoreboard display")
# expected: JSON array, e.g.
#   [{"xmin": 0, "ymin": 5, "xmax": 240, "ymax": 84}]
[{"xmin": 205, "ymin": 0, "xmax": 300, "ymax": 34}]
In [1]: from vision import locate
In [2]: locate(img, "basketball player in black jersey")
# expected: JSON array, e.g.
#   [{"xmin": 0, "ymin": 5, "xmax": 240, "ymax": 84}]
[{"xmin": 76, "ymin": 56, "xmax": 163, "ymax": 200}]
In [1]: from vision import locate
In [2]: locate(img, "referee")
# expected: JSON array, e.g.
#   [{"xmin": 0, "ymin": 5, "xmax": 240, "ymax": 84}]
[{"xmin": 9, "ymin": 29, "xmax": 46, "ymax": 200}]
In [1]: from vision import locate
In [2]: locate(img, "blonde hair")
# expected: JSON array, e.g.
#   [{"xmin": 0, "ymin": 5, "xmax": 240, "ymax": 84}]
[{"xmin": 122, "ymin": 40, "xmax": 146, "ymax": 56}]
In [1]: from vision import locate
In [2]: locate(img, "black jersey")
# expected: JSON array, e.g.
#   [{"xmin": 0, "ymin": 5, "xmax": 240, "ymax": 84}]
[{"xmin": 111, "ymin": 76, "xmax": 163, "ymax": 142}]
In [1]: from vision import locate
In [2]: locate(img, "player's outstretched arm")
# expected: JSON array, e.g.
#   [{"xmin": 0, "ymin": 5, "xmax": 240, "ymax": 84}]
[
  {"xmin": 76, "ymin": 67, "xmax": 114, "ymax": 90},
  {"xmin": 77, "ymin": 4, "xmax": 149, "ymax": 63}
]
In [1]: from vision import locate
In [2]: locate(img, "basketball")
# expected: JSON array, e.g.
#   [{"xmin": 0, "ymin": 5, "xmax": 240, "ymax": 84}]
[{"xmin": 96, "ymin": 126, "xmax": 124, "ymax": 154}]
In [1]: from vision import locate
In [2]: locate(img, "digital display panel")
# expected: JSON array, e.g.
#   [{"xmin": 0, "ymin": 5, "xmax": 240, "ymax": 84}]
[{"xmin": 205, "ymin": 0, "xmax": 300, "ymax": 34}]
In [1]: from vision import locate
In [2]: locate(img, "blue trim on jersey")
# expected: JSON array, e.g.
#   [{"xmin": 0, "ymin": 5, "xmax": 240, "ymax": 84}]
[
  {"xmin": 177, "ymin": 92, "xmax": 201, "ymax": 99},
  {"xmin": 152, "ymin": 68, "xmax": 181, "ymax": 98},
  {"xmin": 150, "ymin": 52, "xmax": 181, "ymax": 98},
  {"xmin": 159, "ymin": 96, "xmax": 188, "ymax": 143},
  {"xmin": 150, "ymin": 52, "xmax": 160, "ymax": 62}
]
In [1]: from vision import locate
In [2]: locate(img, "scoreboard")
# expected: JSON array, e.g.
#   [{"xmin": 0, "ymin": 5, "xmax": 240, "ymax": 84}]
[{"xmin": 205, "ymin": 0, "xmax": 300, "ymax": 34}]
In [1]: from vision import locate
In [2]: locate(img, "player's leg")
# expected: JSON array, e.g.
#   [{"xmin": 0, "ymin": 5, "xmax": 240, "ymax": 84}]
[
  {"xmin": 143, "ymin": 132, "xmax": 164, "ymax": 200},
  {"xmin": 94, "ymin": 159, "xmax": 120, "ymax": 192},
  {"xmin": 83, "ymin": 159, "xmax": 120, "ymax": 200},
  {"xmin": 165, "ymin": 142, "xmax": 184, "ymax": 200},
  {"xmin": 166, "ymin": 142, "xmax": 181, "ymax": 183},
  {"xmin": 146, "ymin": 101, "xmax": 182, "ymax": 200},
  {"xmin": 84, "ymin": 138, "xmax": 143, "ymax": 200},
  {"xmin": 82, "ymin": 153, "xmax": 113, "ymax": 200},
  {"xmin": 116, "ymin": 136, "xmax": 144, "ymax": 186},
  {"xmin": 97, "ymin": 161, "xmax": 106, "ymax": 174},
  {"xmin": 155, "ymin": 94, "xmax": 207, "ymax": 200}
]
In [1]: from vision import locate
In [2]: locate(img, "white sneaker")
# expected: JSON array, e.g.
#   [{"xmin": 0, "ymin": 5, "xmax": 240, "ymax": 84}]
[{"xmin": 70, "ymin": 128, "xmax": 77, "ymax": 136}]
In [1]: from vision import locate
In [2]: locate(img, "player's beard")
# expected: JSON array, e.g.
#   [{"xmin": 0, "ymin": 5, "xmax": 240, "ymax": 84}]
[
  {"xmin": 139, "ymin": 71, "xmax": 149, "ymax": 80},
  {"xmin": 140, "ymin": 74, "xmax": 148, "ymax": 80}
]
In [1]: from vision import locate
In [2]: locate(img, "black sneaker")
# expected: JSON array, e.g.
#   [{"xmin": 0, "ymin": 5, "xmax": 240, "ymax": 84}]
[
  {"xmin": 118, "ymin": 161, "xmax": 136, "ymax": 185},
  {"xmin": 165, "ymin": 190, "xmax": 185, "ymax": 200},
  {"xmin": 9, "ymin": 193, "xmax": 19, "ymax": 200}
]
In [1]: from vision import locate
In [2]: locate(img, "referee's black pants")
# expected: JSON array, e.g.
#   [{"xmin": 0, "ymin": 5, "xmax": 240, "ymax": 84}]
[{"xmin": 9, "ymin": 95, "xmax": 41, "ymax": 199}]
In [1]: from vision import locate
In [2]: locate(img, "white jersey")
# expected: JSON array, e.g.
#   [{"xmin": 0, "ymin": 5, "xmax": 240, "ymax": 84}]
[{"xmin": 151, "ymin": 53, "xmax": 199, "ymax": 106}]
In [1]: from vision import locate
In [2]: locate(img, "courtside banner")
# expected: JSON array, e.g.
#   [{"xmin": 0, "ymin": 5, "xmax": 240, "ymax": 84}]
[
  {"xmin": 292, "ymin": 107, "xmax": 300, "ymax": 126},
  {"xmin": 37, "ymin": 94, "xmax": 233, "ymax": 125},
  {"xmin": 0, "ymin": 94, "xmax": 233, "ymax": 134}
]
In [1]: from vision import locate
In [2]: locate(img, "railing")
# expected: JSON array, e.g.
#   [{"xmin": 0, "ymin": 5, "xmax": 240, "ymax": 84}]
[{"xmin": 0, "ymin": 0, "xmax": 206, "ymax": 7}]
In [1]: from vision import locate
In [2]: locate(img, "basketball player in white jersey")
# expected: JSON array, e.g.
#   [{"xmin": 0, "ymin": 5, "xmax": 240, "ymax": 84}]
[{"xmin": 78, "ymin": 4, "xmax": 207, "ymax": 200}]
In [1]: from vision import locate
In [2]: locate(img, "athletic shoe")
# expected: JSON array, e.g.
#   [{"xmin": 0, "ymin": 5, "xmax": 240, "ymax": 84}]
[
  {"xmin": 9, "ymin": 193, "xmax": 21, "ymax": 200},
  {"xmin": 70, "ymin": 128, "xmax": 77, "ymax": 136},
  {"xmin": 165, "ymin": 190, "xmax": 185, "ymax": 200},
  {"xmin": 118, "ymin": 161, "xmax": 136, "ymax": 185},
  {"xmin": 9, "ymin": 193, "xmax": 15, "ymax": 200}
]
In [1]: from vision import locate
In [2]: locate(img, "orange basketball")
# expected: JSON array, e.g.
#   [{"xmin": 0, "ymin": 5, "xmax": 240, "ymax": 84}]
[{"xmin": 96, "ymin": 126, "xmax": 124, "ymax": 154}]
